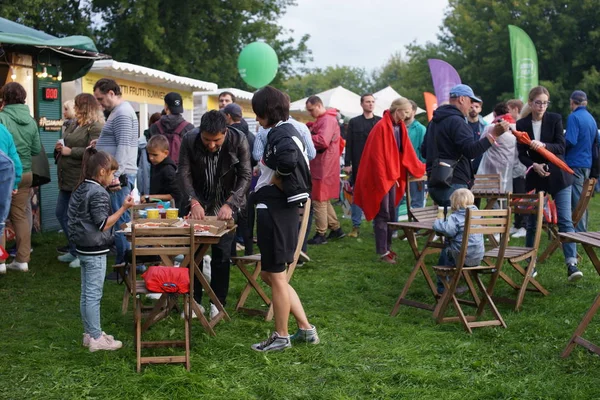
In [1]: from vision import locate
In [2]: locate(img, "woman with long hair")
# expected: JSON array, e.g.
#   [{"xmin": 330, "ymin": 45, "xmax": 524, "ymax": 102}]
[
  {"xmin": 517, "ymin": 86, "xmax": 581, "ymax": 281},
  {"xmin": 55, "ymin": 94, "xmax": 104, "ymax": 268}
]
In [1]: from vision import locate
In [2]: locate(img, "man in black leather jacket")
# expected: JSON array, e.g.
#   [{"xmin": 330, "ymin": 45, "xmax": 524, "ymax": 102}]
[{"xmin": 177, "ymin": 110, "xmax": 252, "ymax": 318}]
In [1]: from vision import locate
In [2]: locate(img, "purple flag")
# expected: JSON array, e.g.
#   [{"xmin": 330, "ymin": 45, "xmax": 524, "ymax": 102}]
[{"xmin": 428, "ymin": 59, "xmax": 461, "ymax": 105}]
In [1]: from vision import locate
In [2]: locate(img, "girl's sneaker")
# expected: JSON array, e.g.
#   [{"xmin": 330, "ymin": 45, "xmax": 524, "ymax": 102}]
[
  {"xmin": 251, "ymin": 332, "xmax": 291, "ymax": 352},
  {"xmin": 89, "ymin": 333, "xmax": 122, "ymax": 352},
  {"xmin": 290, "ymin": 325, "xmax": 320, "ymax": 344},
  {"xmin": 83, "ymin": 332, "xmax": 115, "ymax": 347},
  {"xmin": 7, "ymin": 261, "xmax": 28, "ymax": 272}
]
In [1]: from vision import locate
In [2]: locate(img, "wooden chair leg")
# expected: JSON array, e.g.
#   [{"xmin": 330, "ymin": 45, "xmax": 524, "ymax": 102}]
[
  {"xmin": 561, "ymin": 293, "xmax": 600, "ymax": 358},
  {"xmin": 184, "ymin": 295, "xmax": 190, "ymax": 371},
  {"xmin": 136, "ymin": 300, "xmax": 142, "ymax": 373},
  {"xmin": 473, "ymin": 272, "xmax": 506, "ymax": 329}
]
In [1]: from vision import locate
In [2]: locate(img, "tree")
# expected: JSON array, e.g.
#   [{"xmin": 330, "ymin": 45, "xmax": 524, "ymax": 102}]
[
  {"xmin": 283, "ymin": 65, "xmax": 372, "ymax": 100},
  {"xmin": 0, "ymin": 0, "xmax": 93, "ymax": 37},
  {"xmin": 91, "ymin": 0, "xmax": 312, "ymax": 88},
  {"xmin": 431, "ymin": 0, "xmax": 600, "ymax": 116}
]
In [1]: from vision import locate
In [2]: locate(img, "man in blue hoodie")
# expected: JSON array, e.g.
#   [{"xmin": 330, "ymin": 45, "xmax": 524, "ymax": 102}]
[{"xmin": 565, "ymin": 90, "xmax": 598, "ymax": 232}]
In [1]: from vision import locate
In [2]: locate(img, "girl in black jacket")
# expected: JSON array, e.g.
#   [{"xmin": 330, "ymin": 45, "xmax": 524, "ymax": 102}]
[
  {"xmin": 516, "ymin": 86, "xmax": 581, "ymax": 281},
  {"xmin": 249, "ymin": 86, "xmax": 319, "ymax": 352}
]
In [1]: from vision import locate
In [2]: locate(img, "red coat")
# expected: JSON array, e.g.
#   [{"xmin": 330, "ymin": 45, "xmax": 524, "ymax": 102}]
[
  {"xmin": 310, "ymin": 108, "xmax": 341, "ymax": 201},
  {"xmin": 354, "ymin": 110, "xmax": 425, "ymax": 221}
]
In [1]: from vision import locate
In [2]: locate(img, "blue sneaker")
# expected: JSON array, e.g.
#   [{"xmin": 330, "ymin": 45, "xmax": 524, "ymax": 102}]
[
  {"xmin": 290, "ymin": 325, "xmax": 320, "ymax": 344},
  {"xmin": 567, "ymin": 264, "xmax": 583, "ymax": 282},
  {"xmin": 58, "ymin": 253, "xmax": 77, "ymax": 263}
]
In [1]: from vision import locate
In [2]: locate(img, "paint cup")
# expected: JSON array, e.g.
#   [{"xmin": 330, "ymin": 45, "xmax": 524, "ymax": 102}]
[
  {"xmin": 137, "ymin": 210, "xmax": 147, "ymax": 219},
  {"xmin": 166, "ymin": 208, "xmax": 179, "ymax": 219},
  {"xmin": 437, "ymin": 206, "xmax": 445, "ymax": 219},
  {"xmin": 146, "ymin": 208, "xmax": 159, "ymax": 219}
]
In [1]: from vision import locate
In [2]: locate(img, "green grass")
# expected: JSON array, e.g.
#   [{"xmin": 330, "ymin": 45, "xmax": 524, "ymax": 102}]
[{"xmin": 3, "ymin": 201, "xmax": 600, "ymax": 399}]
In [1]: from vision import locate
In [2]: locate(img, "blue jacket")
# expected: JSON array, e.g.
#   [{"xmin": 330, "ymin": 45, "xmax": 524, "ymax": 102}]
[
  {"xmin": 565, "ymin": 106, "xmax": 598, "ymax": 168},
  {"xmin": 0, "ymin": 123, "xmax": 22, "ymax": 189},
  {"xmin": 433, "ymin": 205, "xmax": 485, "ymax": 267}
]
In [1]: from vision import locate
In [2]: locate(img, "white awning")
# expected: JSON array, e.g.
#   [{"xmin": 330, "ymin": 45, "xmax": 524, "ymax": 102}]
[
  {"xmin": 290, "ymin": 86, "xmax": 363, "ymax": 118},
  {"xmin": 90, "ymin": 60, "xmax": 218, "ymax": 92},
  {"xmin": 195, "ymin": 87, "xmax": 255, "ymax": 101},
  {"xmin": 373, "ymin": 86, "xmax": 426, "ymax": 116}
]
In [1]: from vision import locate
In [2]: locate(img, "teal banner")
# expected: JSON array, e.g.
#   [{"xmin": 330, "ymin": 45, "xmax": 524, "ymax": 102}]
[{"xmin": 509, "ymin": 25, "xmax": 538, "ymax": 103}]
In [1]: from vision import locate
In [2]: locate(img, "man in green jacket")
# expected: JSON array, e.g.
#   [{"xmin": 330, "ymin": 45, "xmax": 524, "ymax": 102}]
[
  {"xmin": 0, "ymin": 82, "xmax": 40, "ymax": 272},
  {"xmin": 405, "ymin": 100, "xmax": 427, "ymax": 208}
]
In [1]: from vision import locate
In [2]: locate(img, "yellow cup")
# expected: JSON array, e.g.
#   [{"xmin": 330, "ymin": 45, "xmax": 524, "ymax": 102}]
[
  {"xmin": 146, "ymin": 208, "xmax": 159, "ymax": 219},
  {"xmin": 166, "ymin": 208, "xmax": 179, "ymax": 219},
  {"xmin": 437, "ymin": 206, "xmax": 445, "ymax": 219}
]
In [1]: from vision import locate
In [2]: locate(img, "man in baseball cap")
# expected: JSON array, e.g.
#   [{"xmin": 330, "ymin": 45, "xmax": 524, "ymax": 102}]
[
  {"xmin": 566, "ymin": 89, "xmax": 598, "ymax": 233},
  {"xmin": 449, "ymin": 84, "xmax": 482, "ymax": 103},
  {"xmin": 164, "ymin": 92, "xmax": 184, "ymax": 115}
]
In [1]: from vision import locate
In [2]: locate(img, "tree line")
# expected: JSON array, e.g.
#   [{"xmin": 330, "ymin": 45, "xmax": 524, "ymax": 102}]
[{"xmin": 5, "ymin": 0, "xmax": 600, "ymax": 118}]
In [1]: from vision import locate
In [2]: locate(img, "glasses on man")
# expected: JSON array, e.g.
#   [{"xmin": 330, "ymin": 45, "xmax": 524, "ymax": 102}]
[{"xmin": 533, "ymin": 100, "xmax": 551, "ymax": 107}]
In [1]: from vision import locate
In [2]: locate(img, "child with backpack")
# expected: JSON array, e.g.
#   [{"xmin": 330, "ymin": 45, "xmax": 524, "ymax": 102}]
[{"xmin": 67, "ymin": 148, "xmax": 134, "ymax": 352}]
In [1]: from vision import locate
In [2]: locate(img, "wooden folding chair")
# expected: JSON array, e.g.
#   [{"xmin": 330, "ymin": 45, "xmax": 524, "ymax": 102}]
[
  {"xmin": 130, "ymin": 224, "xmax": 196, "ymax": 372},
  {"xmin": 472, "ymin": 174, "xmax": 501, "ymax": 194},
  {"xmin": 484, "ymin": 192, "xmax": 548, "ymax": 310},
  {"xmin": 232, "ymin": 199, "xmax": 311, "ymax": 321},
  {"xmin": 432, "ymin": 208, "xmax": 511, "ymax": 333},
  {"xmin": 538, "ymin": 178, "xmax": 597, "ymax": 263}
]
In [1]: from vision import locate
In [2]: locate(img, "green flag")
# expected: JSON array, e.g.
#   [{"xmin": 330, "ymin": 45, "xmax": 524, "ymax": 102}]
[{"xmin": 509, "ymin": 25, "xmax": 538, "ymax": 103}]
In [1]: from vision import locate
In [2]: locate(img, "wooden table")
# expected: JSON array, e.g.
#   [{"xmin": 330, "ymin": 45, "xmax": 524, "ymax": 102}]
[
  {"xmin": 126, "ymin": 226, "xmax": 234, "ymax": 336},
  {"xmin": 388, "ymin": 221, "xmax": 444, "ymax": 315},
  {"xmin": 559, "ymin": 231, "xmax": 600, "ymax": 358}
]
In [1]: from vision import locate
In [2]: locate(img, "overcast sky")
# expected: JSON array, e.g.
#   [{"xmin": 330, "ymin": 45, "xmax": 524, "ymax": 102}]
[{"xmin": 280, "ymin": 0, "xmax": 449, "ymax": 72}]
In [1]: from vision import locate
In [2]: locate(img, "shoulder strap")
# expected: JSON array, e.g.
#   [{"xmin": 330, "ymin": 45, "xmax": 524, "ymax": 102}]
[{"xmin": 173, "ymin": 120, "xmax": 192, "ymax": 135}]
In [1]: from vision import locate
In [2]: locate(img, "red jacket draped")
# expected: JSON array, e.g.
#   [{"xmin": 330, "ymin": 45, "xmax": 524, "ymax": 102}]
[{"xmin": 354, "ymin": 110, "xmax": 425, "ymax": 221}]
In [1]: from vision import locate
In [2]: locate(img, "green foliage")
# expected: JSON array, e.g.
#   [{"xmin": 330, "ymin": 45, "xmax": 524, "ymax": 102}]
[
  {"xmin": 0, "ymin": 0, "xmax": 311, "ymax": 89},
  {"xmin": 0, "ymin": 0, "xmax": 94, "ymax": 37},
  {"xmin": 283, "ymin": 65, "xmax": 372, "ymax": 101}
]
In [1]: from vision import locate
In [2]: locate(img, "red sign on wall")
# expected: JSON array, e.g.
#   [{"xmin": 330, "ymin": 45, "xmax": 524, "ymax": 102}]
[{"xmin": 43, "ymin": 87, "xmax": 59, "ymax": 101}]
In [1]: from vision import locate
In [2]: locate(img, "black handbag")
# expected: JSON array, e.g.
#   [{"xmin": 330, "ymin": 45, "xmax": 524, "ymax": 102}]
[{"xmin": 428, "ymin": 133, "xmax": 461, "ymax": 189}]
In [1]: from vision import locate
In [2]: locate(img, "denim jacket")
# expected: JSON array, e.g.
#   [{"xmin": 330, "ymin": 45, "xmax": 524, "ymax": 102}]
[{"xmin": 433, "ymin": 205, "xmax": 484, "ymax": 266}]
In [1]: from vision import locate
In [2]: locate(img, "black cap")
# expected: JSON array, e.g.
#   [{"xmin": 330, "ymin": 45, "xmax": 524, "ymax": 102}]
[
  {"xmin": 164, "ymin": 92, "xmax": 184, "ymax": 114},
  {"xmin": 222, "ymin": 103, "xmax": 243, "ymax": 119}
]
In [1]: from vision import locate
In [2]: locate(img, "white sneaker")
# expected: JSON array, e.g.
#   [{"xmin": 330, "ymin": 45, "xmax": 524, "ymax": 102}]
[
  {"xmin": 69, "ymin": 258, "xmax": 81, "ymax": 268},
  {"xmin": 210, "ymin": 303, "xmax": 219, "ymax": 320},
  {"xmin": 7, "ymin": 261, "xmax": 28, "ymax": 272},
  {"xmin": 0, "ymin": 263, "xmax": 5, "ymax": 274},
  {"xmin": 88, "ymin": 333, "xmax": 122, "ymax": 352},
  {"xmin": 493, "ymin": 233, "xmax": 501, "ymax": 242},
  {"xmin": 512, "ymin": 227, "xmax": 527, "ymax": 238},
  {"xmin": 83, "ymin": 331, "xmax": 114, "ymax": 347},
  {"xmin": 145, "ymin": 293, "xmax": 162, "ymax": 300},
  {"xmin": 181, "ymin": 302, "xmax": 205, "ymax": 319},
  {"xmin": 509, "ymin": 227, "xmax": 518, "ymax": 235}
]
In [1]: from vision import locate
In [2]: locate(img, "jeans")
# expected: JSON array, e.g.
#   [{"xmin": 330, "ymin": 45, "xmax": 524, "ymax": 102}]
[
  {"xmin": 512, "ymin": 176, "xmax": 528, "ymax": 229},
  {"xmin": 527, "ymin": 186, "xmax": 577, "ymax": 265},
  {"xmin": 350, "ymin": 203, "xmax": 363, "ymax": 228},
  {"xmin": 109, "ymin": 173, "xmax": 136, "ymax": 264},
  {"xmin": 195, "ymin": 231, "xmax": 235, "ymax": 306},
  {"xmin": 55, "ymin": 190, "xmax": 76, "ymax": 256},
  {"xmin": 80, "ymin": 254, "xmax": 107, "ymax": 340},
  {"xmin": 571, "ymin": 167, "xmax": 590, "ymax": 232},
  {"xmin": 0, "ymin": 152, "xmax": 15, "ymax": 240},
  {"xmin": 409, "ymin": 181, "xmax": 426, "ymax": 209}
]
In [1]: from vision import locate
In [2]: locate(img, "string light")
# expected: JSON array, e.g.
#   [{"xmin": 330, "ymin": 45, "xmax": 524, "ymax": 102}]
[
  {"xmin": 41, "ymin": 66, "xmax": 48, "ymax": 78},
  {"xmin": 10, "ymin": 67, "xmax": 16, "ymax": 80},
  {"xmin": 57, "ymin": 69, "xmax": 62, "ymax": 81}
]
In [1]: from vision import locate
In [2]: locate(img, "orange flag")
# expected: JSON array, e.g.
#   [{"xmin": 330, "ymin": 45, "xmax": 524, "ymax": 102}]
[{"xmin": 423, "ymin": 92, "xmax": 437, "ymax": 122}]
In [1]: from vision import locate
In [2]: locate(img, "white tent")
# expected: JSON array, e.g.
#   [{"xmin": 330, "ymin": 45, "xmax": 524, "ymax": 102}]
[
  {"xmin": 289, "ymin": 86, "xmax": 363, "ymax": 118},
  {"xmin": 373, "ymin": 86, "xmax": 426, "ymax": 116},
  {"xmin": 483, "ymin": 112, "xmax": 495, "ymax": 124}
]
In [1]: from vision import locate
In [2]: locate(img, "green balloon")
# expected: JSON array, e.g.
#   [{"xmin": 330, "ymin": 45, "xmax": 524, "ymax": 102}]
[{"xmin": 238, "ymin": 42, "xmax": 279, "ymax": 88}]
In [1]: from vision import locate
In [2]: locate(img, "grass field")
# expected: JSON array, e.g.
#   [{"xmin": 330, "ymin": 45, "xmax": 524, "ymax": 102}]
[{"xmin": 2, "ymin": 200, "xmax": 600, "ymax": 399}]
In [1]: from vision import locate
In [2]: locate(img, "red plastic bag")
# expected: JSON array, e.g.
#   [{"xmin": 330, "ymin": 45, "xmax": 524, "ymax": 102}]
[
  {"xmin": 543, "ymin": 197, "xmax": 558, "ymax": 224},
  {"xmin": 142, "ymin": 266, "xmax": 190, "ymax": 294}
]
